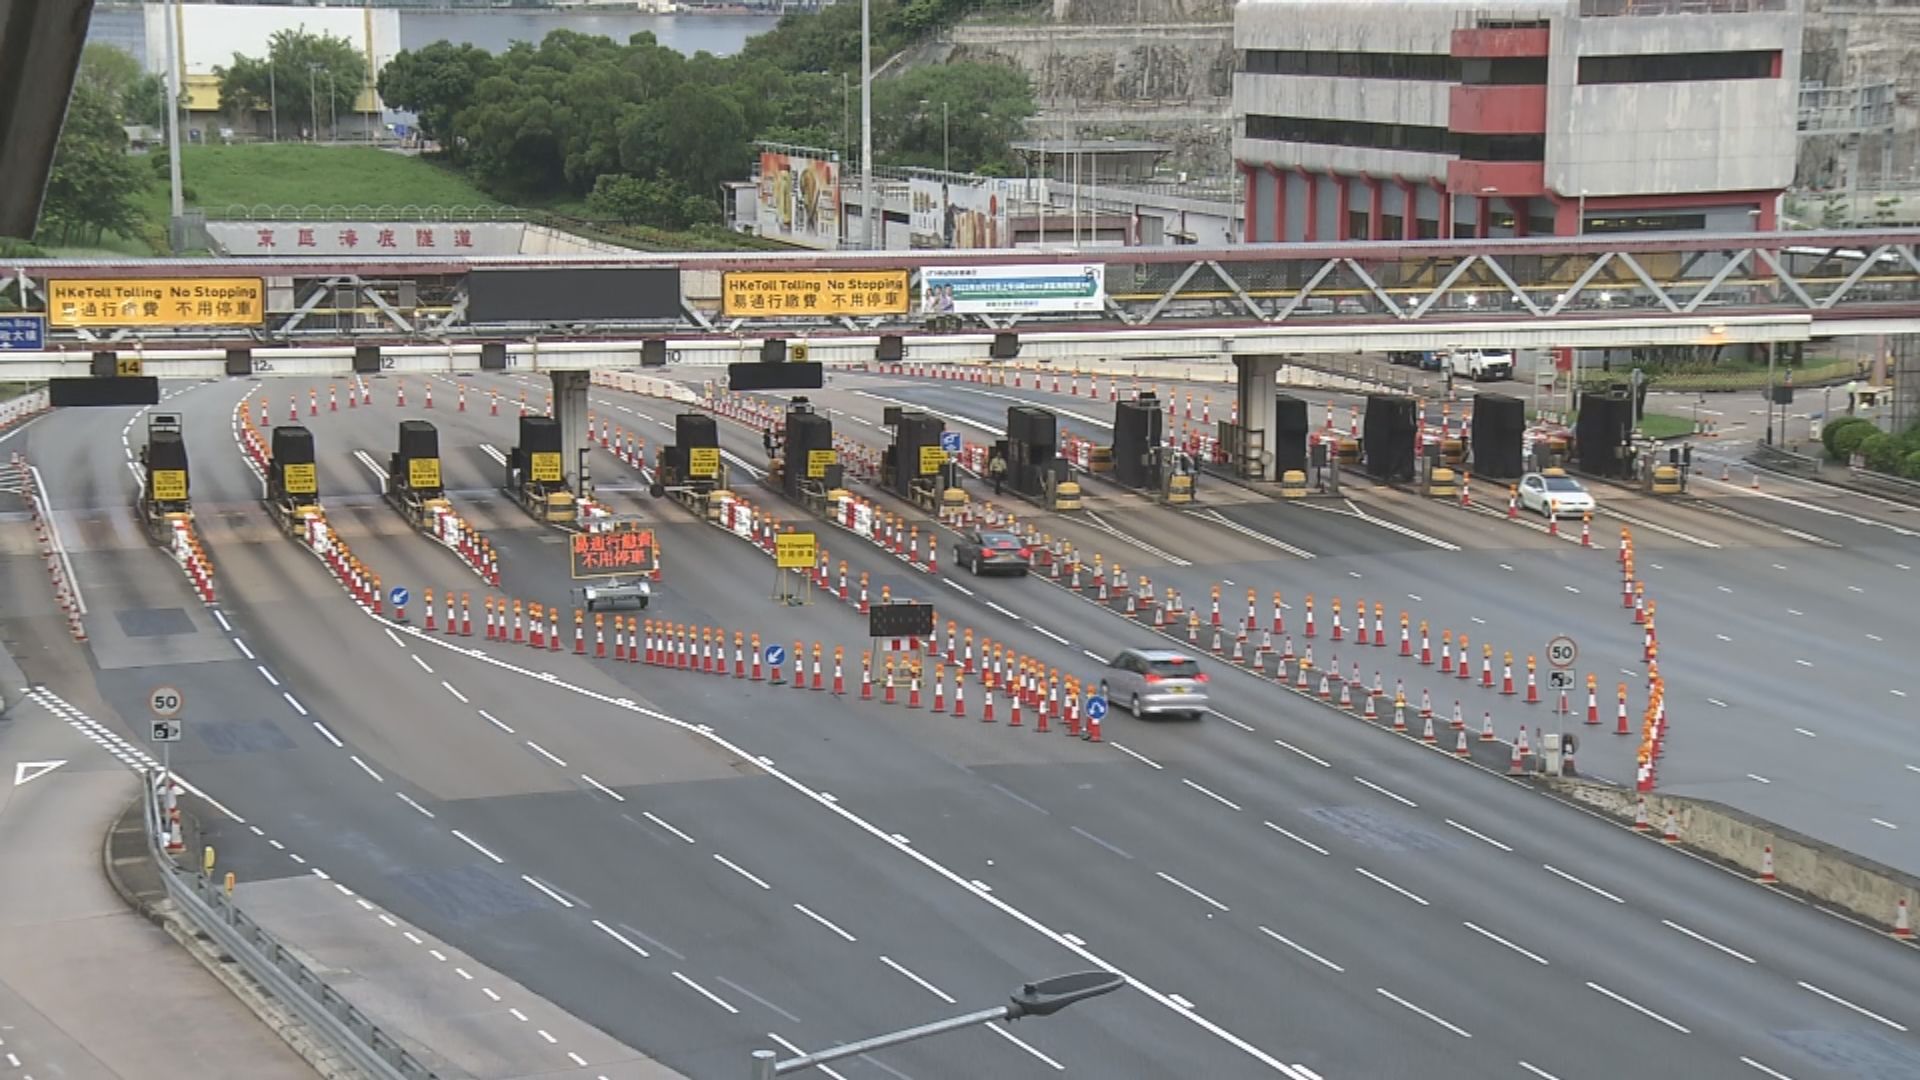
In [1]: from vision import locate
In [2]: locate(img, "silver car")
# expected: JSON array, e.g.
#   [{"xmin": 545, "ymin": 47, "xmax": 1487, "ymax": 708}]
[{"xmin": 1099, "ymin": 649, "xmax": 1210, "ymax": 720}]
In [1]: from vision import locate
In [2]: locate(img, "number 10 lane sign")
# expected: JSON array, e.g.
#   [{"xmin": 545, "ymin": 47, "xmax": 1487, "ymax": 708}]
[{"xmin": 1546, "ymin": 636, "xmax": 1578, "ymax": 669}]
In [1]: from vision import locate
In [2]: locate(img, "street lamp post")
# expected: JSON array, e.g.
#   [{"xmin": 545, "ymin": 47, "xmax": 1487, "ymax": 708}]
[
  {"xmin": 161, "ymin": 0, "xmax": 185, "ymax": 247},
  {"xmin": 943, "ymin": 100, "xmax": 950, "ymax": 173},
  {"xmin": 748, "ymin": 971, "xmax": 1123, "ymax": 1078},
  {"xmin": 308, "ymin": 64, "xmax": 319, "ymax": 143},
  {"xmin": 327, "ymin": 71, "xmax": 337, "ymax": 142},
  {"xmin": 860, "ymin": 0, "xmax": 874, "ymax": 249}
]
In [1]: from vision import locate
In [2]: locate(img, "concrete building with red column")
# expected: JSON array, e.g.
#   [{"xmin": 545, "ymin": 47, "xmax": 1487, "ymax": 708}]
[{"xmin": 1233, "ymin": 0, "xmax": 1803, "ymax": 244}]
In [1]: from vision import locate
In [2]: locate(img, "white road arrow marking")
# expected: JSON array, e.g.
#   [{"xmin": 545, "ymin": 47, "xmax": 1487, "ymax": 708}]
[{"xmin": 14, "ymin": 760, "xmax": 68, "ymax": 786}]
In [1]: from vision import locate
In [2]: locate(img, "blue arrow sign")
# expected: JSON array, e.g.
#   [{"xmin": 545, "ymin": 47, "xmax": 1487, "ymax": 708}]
[
  {"xmin": 1084, "ymin": 695, "xmax": 1108, "ymax": 721},
  {"xmin": 390, "ymin": 586, "xmax": 410, "ymax": 608},
  {"xmin": 765, "ymin": 644, "xmax": 787, "ymax": 668},
  {"xmin": 940, "ymin": 431, "xmax": 962, "ymax": 453},
  {"xmin": 0, "ymin": 315, "xmax": 45, "ymax": 351}
]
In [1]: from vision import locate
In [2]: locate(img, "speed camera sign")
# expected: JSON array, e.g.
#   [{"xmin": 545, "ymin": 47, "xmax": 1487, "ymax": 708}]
[{"xmin": 1546, "ymin": 636, "xmax": 1578, "ymax": 669}]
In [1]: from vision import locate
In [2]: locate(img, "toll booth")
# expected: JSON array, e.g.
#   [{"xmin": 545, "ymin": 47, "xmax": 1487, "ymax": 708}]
[
  {"xmin": 886, "ymin": 410, "xmax": 947, "ymax": 507},
  {"xmin": 1006, "ymin": 405, "xmax": 1060, "ymax": 499},
  {"xmin": 1471, "ymin": 393, "xmax": 1525, "ymax": 479},
  {"xmin": 385, "ymin": 419, "xmax": 447, "ymax": 525},
  {"xmin": 1362, "ymin": 393, "xmax": 1418, "ymax": 482},
  {"xmin": 266, "ymin": 425, "xmax": 320, "ymax": 531},
  {"xmin": 1575, "ymin": 393, "xmax": 1635, "ymax": 479},
  {"xmin": 136, "ymin": 413, "xmax": 192, "ymax": 542},
  {"xmin": 782, "ymin": 400, "xmax": 843, "ymax": 502},
  {"xmin": 1111, "ymin": 393, "xmax": 1163, "ymax": 490},
  {"xmin": 507, "ymin": 415, "xmax": 575, "ymax": 523},
  {"xmin": 1272, "ymin": 394, "xmax": 1310, "ymax": 477},
  {"xmin": 661, "ymin": 412, "xmax": 722, "ymax": 491}
]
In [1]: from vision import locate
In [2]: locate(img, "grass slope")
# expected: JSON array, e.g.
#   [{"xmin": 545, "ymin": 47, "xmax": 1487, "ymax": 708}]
[{"xmin": 154, "ymin": 144, "xmax": 505, "ymax": 218}]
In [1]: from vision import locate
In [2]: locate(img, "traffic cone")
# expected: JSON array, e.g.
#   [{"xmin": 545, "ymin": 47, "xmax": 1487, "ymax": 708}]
[
  {"xmin": 1616, "ymin": 685, "xmax": 1631, "ymax": 735},
  {"xmin": 1586, "ymin": 683, "xmax": 1600, "ymax": 725},
  {"xmin": 1337, "ymin": 680, "xmax": 1353, "ymax": 710},
  {"xmin": 1895, "ymin": 898, "xmax": 1914, "ymax": 938},
  {"xmin": 1419, "ymin": 689, "xmax": 1433, "ymax": 719},
  {"xmin": 425, "ymin": 588, "xmax": 437, "ymax": 632},
  {"xmin": 1524, "ymin": 660, "xmax": 1539, "ymax": 704},
  {"xmin": 1421, "ymin": 714, "xmax": 1436, "ymax": 743},
  {"xmin": 1508, "ymin": 736, "xmax": 1526, "ymax": 775},
  {"xmin": 908, "ymin": 671, "xmax": 921, "ymax": 709},
  {"xmin": 1481, "ymin": 711, "xmax": 1496, "ymax": 741},
  {"xmin": 811, "ymin": 645, "xmax": 824, "ymax": 691},
  {"xmin": 574, "ymin": 611, "xmax": 586, "ymax": 654},
  {"xmin": 1633, "ymin": 797, "xmax": 1651, "ymax": 831},
  {"xmin": 953, "ymin": 679, "xmax": 966, "ymax": 719},
  {"xmin": 1318, "ymin": 673, "xmax": 1331, "ymax": 701},
  {"xmin": 832, "ymin": 650, "xmax": 845, "ymax": 696},
  {"xmin": 1662, "ymin": 809, "xmax": 1680, "ymax": 843},
  {"xmin": 1008, "ymin": 687, "xmax": 1021, "ymax": 726},
  {"xmin": 933, "ymin": 668, "xmax": 946, "ymax": 713},
  {"xmin": 1450, "ymin": 701, "xmax": 1464, "ymax": 730},
  {"xmin": 550, "ymin": 609, "xmax": 560, "ymax": 652},
  {"xmin": 1362, "ymin": 692, "xmax": 1378, "ymax": 721},
  {"xmin": 1455, "ymin": 729, "xmax": 1471, "ymax": 757},
  {"xmin": 982, "ymin": 687, "xmax": 995, "ymax": 723},
  {"xmin": 1758, "ymin": 845, "xmax": 1777, "ymax": 883}
]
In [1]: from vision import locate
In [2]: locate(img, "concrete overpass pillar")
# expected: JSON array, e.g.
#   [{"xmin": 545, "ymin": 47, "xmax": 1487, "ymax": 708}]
[
  {"xmin": 1235, "ymin": 354, "xmax": 1285, "ymax": 481},
  {"xmin": 552, "ymin": 370, "xmax": 591, "ymax": 497}
]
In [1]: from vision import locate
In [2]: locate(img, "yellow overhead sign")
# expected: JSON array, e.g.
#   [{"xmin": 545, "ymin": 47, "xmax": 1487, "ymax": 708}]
[
  {"xmin": 688, "ymin": 446, "xmax": 720, "ymax": 479},
  {"xmin": 529, "ymin": 452, "xmax": 563, "ymax": 483},
  {"xmin": 919, "ymin": 446, "xmax": 948, "ymax": 474},
  {"xmin": 49, "ymin": 278, "xmax": 265, "ymax": 328},
  {"xmin": 408, "ymin": 458, "xmax": 441, "ymax": 490},
  {"xmin": 282, "ymin": 462, "xmax": 317, "ymax": 495},
  {"xmin": 775, "ymin": 531, "xmax": 817, "ymax": 570},
  {"xmin": 150, "ymin": 470, "xmax": 187, "ymax": 502},
  {"xmin": 722, "ymin": 271, "xmax": 910, "ymax": 318},
  {"xmin": 806, "ymin": 449, "xmax": 838, "ymax": 478}
]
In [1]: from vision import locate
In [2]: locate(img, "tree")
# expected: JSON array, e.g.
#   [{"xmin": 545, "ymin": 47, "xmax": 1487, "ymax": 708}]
[
  {"xmin": 873, "ymin": 63, "xmax": 1034, "ymax": 173},
  {"xmin": 378, "ymin": 41, "xmax": 499, "ymax": 149},
  {"xmin": 217, "ymin": 29, "xmax": 366, "ymax": 139},
  {"xmin": 75, "ymin": 43, "xmax": 168, "ymax": 128},
  {"xmin": 35, "ymin": 82, "xmax": 150, "ymax": 245},
  {"xmin": 621, "ymin": 82, "xmax": 749, "ymax": 200}
]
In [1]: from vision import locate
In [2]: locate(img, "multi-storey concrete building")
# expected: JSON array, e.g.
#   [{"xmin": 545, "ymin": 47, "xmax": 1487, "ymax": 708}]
[{"xmin": 1233, "ymin": 0, "xmax": 1803, "ymax": 242}]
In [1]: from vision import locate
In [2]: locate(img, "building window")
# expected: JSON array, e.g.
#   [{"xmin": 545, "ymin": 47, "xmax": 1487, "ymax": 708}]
[
  {"xmin": 1458, "ymin": 57, "xmax": 1549, "ymax": 85},
  {"xmin": 1348, "ymin": 210, "xmax": 1372, "ymax": 239},
  {"xmin": 1241, "ymin": 49, "xmax": 1456, "ymax": 81},
  {"xmin": 1527, "ymin": 214, "xmax": 1557, "ymax": 235},
  {"xmin": 1577, "ymin": 50, "xmax": 1779, "ymax": 85},
  {"xmin": 1381, "ymin": 214, "xmax": 1403, "ymax": 238},
  {"xmin": 1584, "ymin": 211, "xmax": 1709, "ymax": 233},
  {"xmin": 1416, "ymin": 218, "xmax": 1441, "ymax": 239},
  {"xmin": 1455, "ymin": 133, "xmax": 1545, "ymax": 161},
  {"xmin": 1244, "ymin": 113, "xmax": 1454, "ymax": 154}
]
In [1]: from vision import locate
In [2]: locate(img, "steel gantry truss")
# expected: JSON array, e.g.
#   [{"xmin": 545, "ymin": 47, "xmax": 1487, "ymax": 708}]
[{"xmin": 6, "ymin": 229, "xmax": 1920, "ymax": 346}]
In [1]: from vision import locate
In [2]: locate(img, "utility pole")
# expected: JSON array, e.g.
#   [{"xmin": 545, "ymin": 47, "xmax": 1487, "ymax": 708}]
[
  {"xmin": 308, "ymin": 64, "xmax": 319, "ymax": 143},
  {"xmin": 162, "ymin": 0, "xmax": 185, "ymax": 248},
  {"xmin": 269, "ymin": 63, "xmax": 278, "ymax": 142},
  {"xmin": 942, "ymin": 100, "xmax": 950, "ymax": 173},
  {"xmin": 861, "ymin": 0, "xmax": 874, "ymax": 249}
]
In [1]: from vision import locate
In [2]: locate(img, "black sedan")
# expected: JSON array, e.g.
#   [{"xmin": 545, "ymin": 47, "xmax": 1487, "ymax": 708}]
[{"xmin": 954, "ymin": 530, "xmax": 1032, "ymax": 576}]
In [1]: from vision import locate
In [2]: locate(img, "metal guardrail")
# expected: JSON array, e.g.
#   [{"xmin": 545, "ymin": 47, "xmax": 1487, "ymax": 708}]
[
  {"xmin": 213, "ymin": 205, "xmax": 521, "ymax": 223},
  {"xmin": 140, "ymin": 777, "xmax": 440, "ymax": 1080},
  {"xmin": 1848, "ymin": 464, "xmax": 1920, "ymax": 498},
  {"xmin": 1749, "ymin": 442, "xmax": 1824, "ymax": 476}
]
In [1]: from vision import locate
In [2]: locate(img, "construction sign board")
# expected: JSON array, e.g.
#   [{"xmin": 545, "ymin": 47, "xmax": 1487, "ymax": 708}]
[
  {"xmin": 408, "ymin": 458, "xmax": 442, "ymax": 489},
  {"xmin": 150, "ymin": 470, "xmax": 187, "ymax": 501},
  {"xmin": 529, "ymin": 451, "xmax": 563, "ymax": 483},
  {"xmin": 775, "ymin": 531, "xmax": 817, "ymax": 570},
  {"xmin": 282, "ymin": 462, "xmax": 317, "ymax": 495},
  {"xmin": 688, "ymin": 447, "xmax": 721, "ymax": 479},
  {"xmin": 571, "ymin": 527, "xmax": 658, "ymax": 579},
  {"xmin": 806, "ymin": 449, "xmax": 837, "ymax": 479},
  {"xmin": 919, "ymin": 446, "xmax": 948, "ymax": 473}
]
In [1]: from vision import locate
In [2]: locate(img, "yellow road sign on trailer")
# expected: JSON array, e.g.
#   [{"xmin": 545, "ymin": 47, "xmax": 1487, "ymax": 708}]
[
  {"xmin": 806, "ymin": 449, "xmax": 838, "ymax": 478},
  {"xmin": 282, "ymin": 462, "xmax": 317, "ymax": 495},
  {"xmin": 408, "ymin": 458, "xmax": 442, "ymax": 489},
  {"xmin": 150, "ymin": 469, "xmax": 187, "ymax": 501},
  {"xmin": 529, "ymin": 452, "xmax": 563, "ymax": 483},
  {"xmin": 775, "ymin": 532, "xmax": 817, "ymax": 570},
  {"xmin": 688, "ymin": 447, "xmax": 720, "ymax": 478},
  {"xmin": 919, "ymin": 446, "xmax": 949, "ymax": 474}
]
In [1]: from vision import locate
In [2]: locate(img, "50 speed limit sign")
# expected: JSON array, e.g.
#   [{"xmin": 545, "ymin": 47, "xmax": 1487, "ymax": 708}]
[
  {"xmin": 1546, "ymin": 636, "xmax": 1578, "ymax": 669},
  {"xmin": 147, "ymin": 685, "xmax": 185, "ymax": 717}
]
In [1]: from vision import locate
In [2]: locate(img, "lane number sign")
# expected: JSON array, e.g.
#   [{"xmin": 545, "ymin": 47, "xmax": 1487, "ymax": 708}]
[{"xmin": 1546, "ymin": 636, "xmax": 1578, "ymax": 669}]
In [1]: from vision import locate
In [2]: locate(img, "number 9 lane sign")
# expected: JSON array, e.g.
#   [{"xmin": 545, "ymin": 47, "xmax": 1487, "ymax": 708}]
[{"xmin": 1546, "ymin": 636, "xmax": 1578, "ymax": 669}]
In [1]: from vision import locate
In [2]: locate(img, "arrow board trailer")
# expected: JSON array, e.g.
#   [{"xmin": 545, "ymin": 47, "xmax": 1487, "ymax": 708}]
[
  {"xmin": 572, "ymin": 524, "xmax": 658, "ymax": 611},
  {"xmin": 385, "ymin": 419, "xmax": 452, "ymax": 528},
  {"xmin": 136, "ymin": 412, "xmax": 193, "ymax": 543},
  {"xmin": 265, "ymin": 425, "xmax": 322, "ymax": 533}
]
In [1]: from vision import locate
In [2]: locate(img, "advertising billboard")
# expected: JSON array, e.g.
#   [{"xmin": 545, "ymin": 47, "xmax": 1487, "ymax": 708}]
[
  {"xmin": 919, "ymin": 264, "xmax": 1107, "ymax": 316},
  {"xmin": 49, "ymin": 278, "xmax": 264, "ymax": 328},
  {"xmin": 757, "ymin": 150, "xmax": 842, "ymax": 251},
  {"xmin": 909, "ymin": 176, "xmax": 1018, "ymax": 250},
  {"xmin": 466, "ymin": 268, "xmax": 681, "ymax": 324},
  {"xmin": 722, "ymin": 271, "xmax": 910, "ymax": 318}
]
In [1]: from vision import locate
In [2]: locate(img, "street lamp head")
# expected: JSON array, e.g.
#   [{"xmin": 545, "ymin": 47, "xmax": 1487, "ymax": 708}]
[{"xmin": 1006, "ymin": 970, "xmax": 1126, "ymax": 1020}]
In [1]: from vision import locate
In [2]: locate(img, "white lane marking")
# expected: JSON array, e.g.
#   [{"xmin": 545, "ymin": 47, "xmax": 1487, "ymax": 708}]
[
  {"xmin": 1353, "ymin": 776, "xmax": 1417, "ymax": 808},
  {"xmin": 351, "ymin": 449, "xmax": 389, "ymax": 484},
  {"xmin": 1082, "ymin": 649, "xmax": 1108, "ymax": 664},
  {"xmin": 349, "ymin": 755, "xmax": 384, "ymax": 783},
  {"xmin": 537, "ymin": 1030, "xmax": 557, "ymax": 1044},
  {"xmin": 384, "ymin": 627, "xmax": 406, "ymax": 648},
  {"xmin": 1795, "ymin": 658, "xmax": 1813, "ymax": 667},
  {"xmin": 1601, "ymin": 508, "xmax": 1720, "ymax": 549},
  {"xmin": 234, "ymin": 638, "xmax": 256, "ymax": 660},
  {"xmin": 1563, "ymin": 586, "xmax": 1580, "ymax": 594},
  {"xmin": 1867, "ymin": 633, "xmax": 1884, "ymax": 642},
  {"xmin": 214, "ymin": 610, "xmax": 232, "ymax": 631},
  {"xmin": 1462, "ymin": 921, "xmax": 1549, "ymax": 965},
  {"xmin": 1345, "ymin": 501, "xmax": 1460, "ymax": 551},
  {"xmin": 395, "ymin": 792, "xmax": 434, "ymax": 818},
  {"xmin": 283, "ymin": 692, "xmax": 309, "ymax": 717},
  {"xmin": 1542, "ymin": 864, "xmax": 1626, "ymax": 904},
  {"xmin": 256, "ymin": 665, "xmax": 279, "ymax": 687},
  {"xmin": 411, "ymin": 654, "xmax": 434, "ymax": 673},
  {"xmin": 1718, "ymin": 586, "xmax": 1734, "ymax": 594},
  {"xmin": 525, "ymin": 741, "xmax": 567, "ymax": 767},
  {"xmin": 581, "ymin": 774, "xmax": 625, "ymax": 802},
  {"xmin": 1354, "ymin": 867, "xmax": 1428, "ymax": 906},
  {"xmin": 1110, "ymin": 743, "xmax": 1164, "ymax": 770},
  {"xmin": 1374, "ymin": 988, "xmax": 1471, "ymax": 1038},
  {"xmin": 1893, "ymin": 689, "xmax": 1909, "ymax": 698},
  {"xmin": 481, "ymin": 987, "xmax": 501, "ymax": 1002},
  {"xmin": 1032, "ymin": 625, "xmax": 1071, "ymax": 646},
  {"xmin": 1697, "ymin": 473, "xmax": 1920, "ymax": 538},
  {"xmin": 970, "ymin": 879, "xmax": 994, "ymax": 893},
  {"xmin": 25, "ymin": 465, "xmax": 85, "ymax": 614},
  {"xmin": 984, "ymin": 600, "xmax": 1022, "ymax": 620},
  {"xmin": 1717, "ymin": 634, "xmax": 1732, "ymax": 642},
  {"xmin": 880, "ymin": 956, "xmax": 956, "ymax": 1004},
  {"xmin": 1519, "ymin": 1063, "xmax": 1564, "ymax": 1080},
  {"xmin": 1499, "ymin": 564, "xmax": 1513, "ymax": 572},
  {"xmin": 521, "ymin": 874, "xmax": 575, "ymax": 908},
  {"xmin": 1794, "ymin": 727, "xmax": 1817, "ymax": 738},
  {"xmin": 1797, "ymin": 981, "xmax": 1907, "ymax": 1031},
  {"xmin": 1709, "ymin": 698, "xmax": 1730, "ymax": 709},
  {"xmin": 1660, "ymin": 919, "xmax": 1755, "ymax": 963},
  {"xmin": 1206, "ymin": 708, "xmax": 1256, "ymax": 732},
  {"xmin": 673, "ymin": 971, "xmax": 739, "ymax": 1014},
  {"xmin": 942, "ymin": 578, "xmax": 975, "ymax": 596},
  {"xmin": 1445, "ymin": 819, "xmax": 1513, "ymax": 852},
  {"xmin": 1586, "ymin": 982, "xmax": 1691, "ymax": 1034},
  {"xmin": 478, "ymin": 709, "xmax": 514, "ymax": 734},
  {"xmin": 310, "ymin": 721, "xmax": 341, "ymax": 747},
  {"xmin": 1273, "ymin": 739, "xmax": 1331, "ymax": 768},
  {"xmin": 1740, "ymin": 1058, "xmax": 1796, "ymax": 1080},
  {"xmin": 1071, "ymin": 825, "xmax": 1133, "ymax": 860},
  {"xmin": 441, "ymin": 681, "xmax": 469, "ymax": 703},
  {"xmin": 848, "ymin": 414, "xmax": 873, "ymax": 426},
  {"xmin": 450, "ymin": 830, "xmax": 505, "ymax": 864},
  {"xmin": 1082, "ymin": 509, "xmax": 1195, "ymax": 566},
  {"xmin": 713, "ymin": 854, "xmax": 771, "ymax": 890},
  {"xmin": 1183, "ymin": 508, "xmax": 1316, "ymax": 559},
  {"xmin": 986, "ymin": 1023, "xmax": 1066, "ymax": 1071},
  {"xmin": 1183, "ymin": 778, "xmax": 1243, "ymax": 811},
  {"xmin": 1258, "ymin": 926, "xmax": 1344, "ymax": 972},
  {"xmin": 1747, "ymin": 773, "xmax": 1771, "ymax": 784},
  {"xmin": 593, "ymin": 918, "xmax": 652, "ymax": 957},
  {"xmin": 1472, "ymin": 616, "xmax": 1486, "ymax": 624},
  {"xmin": 1787, "ymin": 608, "xmax": 1803, "ymax": 616},
  {"xmin": 1871, "ymin": 818, "xmax": 1899, "ymax": 830},
  {"xmin": 793, "ymin": 902, "xmax": 858, "ymax": 942},
  {"xmin": 1169, "ymin": 993, "xmax": 1194, "ymax": 1009},
  {"xmin": 764, "ymin": 1033, "xmax": 849, "ymax": 1080},
  {"xmin": 1263, "ymin": 821, "xmax": 1330, "ymax": 856},
  {"xmin": 1156, "ymin": 871, "xmax": 1230, "ymax": 912},
  {"xmin": 643, "ymin": 810, "xmax": 697, "ymax": 844}
]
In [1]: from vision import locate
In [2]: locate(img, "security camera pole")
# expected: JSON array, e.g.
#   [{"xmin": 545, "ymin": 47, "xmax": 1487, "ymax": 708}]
[{"xmin": 748, "ymin": 971, "xmax": 1123, "ymax": 1078}]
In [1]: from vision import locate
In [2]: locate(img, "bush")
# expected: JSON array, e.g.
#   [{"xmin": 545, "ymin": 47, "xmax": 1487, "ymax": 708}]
[
  {"xmin": 1832, "ymin": 421, "xmax": 1877, "ymax": 460},
  {"xmin": 1859, "ymin": 432, "xmax": 1904, "ymax": 474},
  {"xmin": 1903, "ymin": 450, "xmax": 1920, "ymax": 481},
  {"xmin": 1899, "ymin": 422, "xmax": 1920, "ymax": 456},
  {"xmin": 1822, "ymin": 416, "xmax": 1874, "ymax": 457}
]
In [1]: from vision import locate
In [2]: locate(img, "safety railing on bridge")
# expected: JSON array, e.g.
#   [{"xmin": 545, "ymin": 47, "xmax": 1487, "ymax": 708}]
[{"xmin": 139, "ymin": 777, "xmax": 441, "ymax": 1080}]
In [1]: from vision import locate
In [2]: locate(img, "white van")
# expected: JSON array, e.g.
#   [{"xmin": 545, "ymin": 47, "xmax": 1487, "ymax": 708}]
[{"xmin": 1448, "ymin": 349, "xmax": 1515, "ymax": 382}]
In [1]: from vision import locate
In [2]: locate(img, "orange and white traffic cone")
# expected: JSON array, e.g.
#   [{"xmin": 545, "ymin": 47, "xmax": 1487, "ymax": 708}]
[
  {"xmin": 1455, "ymin": 729, "xmax": 1471, "ymax": 757},
  {"xmin": 1633, "ymin": 797, "xmax": 1651, "ymax": 831},
  {"xmin": 1758, "ymin": 845, "xmax": 1777, "ymax": 883},
  {"xmin": 1895, "ymin": 898, "xmax": 1914, "ymax": 938},
  {"xmin": 1662, "ymin": 809, "xmax": 1680, "ymax": 843}
]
